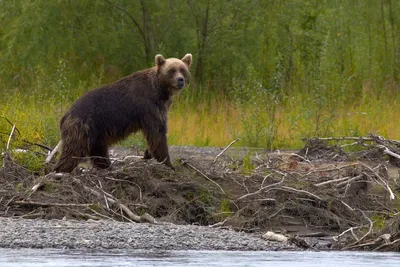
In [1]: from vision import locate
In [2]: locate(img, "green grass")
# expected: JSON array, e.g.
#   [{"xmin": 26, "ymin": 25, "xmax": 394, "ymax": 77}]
[{"xmin": 1, "ymin": 80, "xmax": 400, "ymax": 154}]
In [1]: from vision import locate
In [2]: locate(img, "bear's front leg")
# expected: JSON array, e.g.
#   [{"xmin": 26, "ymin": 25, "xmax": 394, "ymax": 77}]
[{"xmin": 145, "ymin": 132, "xmax": 175, "ymax": 170}]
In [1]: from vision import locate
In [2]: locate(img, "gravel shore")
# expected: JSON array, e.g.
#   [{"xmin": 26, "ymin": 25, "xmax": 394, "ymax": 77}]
[{"xmin": 0, "ymin": 218, "xmax": 289, "ymax": 251}]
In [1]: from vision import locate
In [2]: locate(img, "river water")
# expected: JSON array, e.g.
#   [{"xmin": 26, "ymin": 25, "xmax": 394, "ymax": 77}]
[{"xmin": 0, "ymin": 248, "xmax": 399, "ymax": 267}]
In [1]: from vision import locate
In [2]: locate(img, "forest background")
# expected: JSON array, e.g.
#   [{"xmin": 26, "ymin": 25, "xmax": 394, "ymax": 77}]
[{"xmin": 1, "ymin": 0, "xmax": 400, "ymax": 153}]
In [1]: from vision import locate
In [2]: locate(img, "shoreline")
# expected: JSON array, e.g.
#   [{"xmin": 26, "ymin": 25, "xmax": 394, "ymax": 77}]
[{"xmin": 0, "ymin": 217, "xmax": 296, "ymax": 251}]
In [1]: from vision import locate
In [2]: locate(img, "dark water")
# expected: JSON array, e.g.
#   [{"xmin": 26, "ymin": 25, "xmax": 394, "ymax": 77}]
[{"xmin": 1, "ymin": 248, "xmax": 399, "ymax": 267}]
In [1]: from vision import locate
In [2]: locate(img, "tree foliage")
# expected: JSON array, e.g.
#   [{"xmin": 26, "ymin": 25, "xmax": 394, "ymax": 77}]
[{"xmin": 1, "ymin": 0, "xmax": 399, "ymax": 101}]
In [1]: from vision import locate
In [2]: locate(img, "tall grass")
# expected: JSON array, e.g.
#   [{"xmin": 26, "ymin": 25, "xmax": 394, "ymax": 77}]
[{"xmin": 1, "ymin": 76, "xmax": 400, "ymax": 152}]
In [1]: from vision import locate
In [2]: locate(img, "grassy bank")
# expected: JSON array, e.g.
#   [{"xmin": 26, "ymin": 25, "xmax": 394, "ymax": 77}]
[{"xmin": 1, "ymin": 82, "xmax": 399, "ymax": 151}]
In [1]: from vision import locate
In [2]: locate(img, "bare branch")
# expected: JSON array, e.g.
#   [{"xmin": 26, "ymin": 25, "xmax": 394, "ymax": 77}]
[
  {"xmin": 181, "ymin": 159, "xmax": 226, "ymax": 195},
  {"xmin": 213, "ymin": 138, "xmax": 240, "ymax": 163},
  {"xmin": 104, "ymin": 0, "xmax": 145, "ymax": 40},
  {"xmin": 6, "ymin": 125, "xmax": 16, "ymax": 151},
  {"xmin": 45, "ymin": 140, "xmax": 61, "ymax": 163}
]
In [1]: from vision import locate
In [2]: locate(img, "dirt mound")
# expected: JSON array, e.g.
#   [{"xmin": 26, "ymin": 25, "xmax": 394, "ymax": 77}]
[{"xmin": 1, "ymin": 136, "xmax": 400, "ymax": 251}]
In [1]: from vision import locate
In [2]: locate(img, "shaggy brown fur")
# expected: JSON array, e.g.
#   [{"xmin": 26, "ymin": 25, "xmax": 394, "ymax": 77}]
[{"xmin": 54, "ymin": 54, "xmax": 192, "ymax": 173}]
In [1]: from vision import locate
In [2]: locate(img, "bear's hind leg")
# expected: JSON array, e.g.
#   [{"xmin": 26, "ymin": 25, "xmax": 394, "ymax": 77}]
[
  {"xmin": 89, "ymin": 141, "xmax": 111, "ymax": 169},
  {"xmin": 143, "ymin": 148, "xmax": 152, "ymax": 159},
  {"xmin": 54, "ymin": 142, "xmax": 84, "ymax": 173}
]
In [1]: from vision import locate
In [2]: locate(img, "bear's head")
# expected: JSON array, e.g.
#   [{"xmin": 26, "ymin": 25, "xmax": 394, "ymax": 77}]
[{"xmin": 155, "ymin": 54, "xmax": 192, "ymax": 92}]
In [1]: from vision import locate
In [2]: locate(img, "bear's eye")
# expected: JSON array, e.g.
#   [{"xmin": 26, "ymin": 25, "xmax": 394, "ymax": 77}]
[
  {"xmin": 180, "ymin": 67, "xmax": 186, "ymax": 74},
  {"xmin": 168, "ymin": 68, "xmax": 176, "ymax": 75}
]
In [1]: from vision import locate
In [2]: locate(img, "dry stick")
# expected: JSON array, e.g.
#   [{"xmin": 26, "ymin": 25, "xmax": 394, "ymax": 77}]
[
  {"xmin": 336, "ymin": 174, "xmax": 364, "ymax": 187},
  {"xmin": 109, "ymin": 208, "xmax": 136, "ymax": 224},
  {"xmin": 314, "ymin": 176, "xmax": 351, "ymax": 187},
  {"xmin": 11, "ymin": 201, "xmax": 93, "ymax": 208},
  {"xmin": 1, "ymin": 117, "xmax": 51, "ymax": 152},
  {"xmin": 6, "ymin": 125, "xmax": 16, "ymax": 151},
  {"xmin": 344, "ymin": 209, "xmax": 374, "ymax": 249},
  {"xmin": 335, "ymin": 225, "xmax": 361, "ymax": 242},
  {"xmin": 237, "ymin": 177, "xmax": 285, "ymax": 201},
  {"xmin": 267, "ymin": 206, "xmax": 285, "ymax": 220},
  {"xmin": 340, "ymin": 200, "xmax": 356, "ymax": 213},
  {"xmin": 345, "ymin": 241, "xmax": 377, "ymax": 250},
  {"xmin": 213, "ymin": 138, "xmax": 240, "ymax": 163},
  {"xmin": 360, "ymin": 162, "xmax": 395, "ymax": 200},
  {"xmin": 0, "ymin": 116, "xmax": 21, "ymax": 136},
  {"xmin": 301, "ymin": 162, "xmax": 360, "ymax": 177},
  {"xmin": 105, "ymin": 176, "xmax": 144, "ymax": 203},
  {"xmin": 278, "ymin": 186, "xmax": 323, "ymax": 201},
  {"xmin": 368, "ymin": 133, "xmax": 400, "ymax": 145},
  {"xmin": 260, "ymin": 174, "xmax": 273, "ymax": 188},
  {"xmin": 86, "ymin": 208, "xmax": 116, "ymax": 221},
  {"xmin": 209, "ymin": 218, "xmax": 229, "ymax": 228},
  {"xmin": 302, "ymin": 136, "xmax": 375, "ymax": 142},
  {"xmin": 290, "ymin": 153, "xmax": 312, "ymax": 164},
  {"xmin": 98, "ymin": 180, "xmax": 110, "ymax": 210},
  {"xmin": 72, "ymin": 177, "xmax": 154, "ymax": 223},
  {"xmin": 45, "ymin": 140, "xmax": 61, "ymax": 163},
  {"xmin": 2, "ymin": 124, "xmax": 16, "ymax": 168},
  {"xmin": 350, "ymin": 228, "xmax": 360, "ymax": 242},
  {"xmin": 377, "ymin": 145, "xmax": 400, "ymax": 160},
  {"xmin": 373, "ymin": 238, "xmax": 400, "ymax": 251},
  {"xmin": 181, "ymin": 159, "xmax": 226, "ymax": 195}
]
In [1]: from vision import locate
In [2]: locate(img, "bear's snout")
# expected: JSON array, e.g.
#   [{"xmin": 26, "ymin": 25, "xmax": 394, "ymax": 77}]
[{"xmin": 177, "ymin": 77, "xmax": 185, "ymax": 89}]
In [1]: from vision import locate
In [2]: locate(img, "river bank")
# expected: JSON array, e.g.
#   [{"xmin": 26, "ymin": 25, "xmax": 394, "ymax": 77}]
[
  {"xmin": 0, "ymin": 217, "xmax": 292, "ymax": 251},
  {"xmin": 1, "ymin": 137, "xmax": 399, "ymax": 251}
]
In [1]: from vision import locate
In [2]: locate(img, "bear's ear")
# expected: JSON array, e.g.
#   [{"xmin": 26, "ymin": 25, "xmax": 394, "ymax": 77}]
[
  {"xmin": 155, "ymin": 54, "xmax": 166, "ymax": 67},
  {"xmin": 181, "ymin": 53, "xmax": 192, "ymax": 68}
]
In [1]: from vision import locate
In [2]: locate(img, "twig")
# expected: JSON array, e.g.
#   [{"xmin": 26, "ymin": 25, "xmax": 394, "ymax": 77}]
[
  {"xmin": 343, "ymin": 209, "xmax": 373, "ymax": 249},
  {"xmin": 209, "ymin": 218, "xmax": 228, "ymax": 228},
  {"xmin": 279, "ymin": 186, "xmax": 323, "ymax": 201},
  {"xmin": 314, "ymin": 176, "xmax": 351, "ymax": 187},
  {"xmin": 45, "ymin": 140, "xmax": 61, "ymax": 163},
  {"xmin": 302, "ymin": 136, "xmax": 375, "ymax": 142},
  {"xmin": 98, "ymin": 180, "xmax": 109, "ymax": 210},
  {"xmin": 373, "ymin": 238, "xmax": 400, "ymax": 251},
  {"xmin": 20, "ymin": 139, "xmax": 52, "ymax": 151},
  {"xmin": 340, "ymin": 200, "xmax": 355, "ymax": 212},
  {"xmin": 377, "ymin": 145, "xmax": 400, "ymax": 160},
  {"xmin": 103, "ymin": 0, "xmax": 145, "ymax": 40},
  {"xmin": 6, "ymin": 125, "xmax": 16, "ymax": 151},
  {"xmin": 213, "ymin": 138, "xmax": 240, "ymax": 163},
  {"xmin": 104, "ymin": 176, "xmax": 143, "ymax": 202},
  {"xmin": 0, "ymin": 116, "xmax": 21, "ymax": 136},
  {"xmin": 237, "ymin": 177, "xmax": 285, "ymax": 201},
  {"xmin": 290, "ymin": 153, "xmax": 312, "ymax": 164},
  {"xmin": 336, "ymin": 175, "xmax": 364, "ymax": 187},
  {"xmin": 307, "ymin": 162, "xmax": 360, "ymax": 174},
  {"xmin": 109, "ymin": 208, "xmax": 135, "ymax": 223},
  {"xmin": 360, "ymin": 162, "xmax": 395, "ymax": 200},
  {"xmin": 72, "ymin": 177, "xmax": 153, "ymax": 223},
  {"xmin": 267, "ymin": 206, "xmax": 285, "ymax": 220},
  {"xmin": 10, "ymin": 201, "xmax": 93, "ymax": 208},
  {"xmin": 84, "ymin": 208, "xmax": 115, "ymax": 221},
  {"xmin": 181, "ymin": 159, "xmax": 226, "ymax": 195}
]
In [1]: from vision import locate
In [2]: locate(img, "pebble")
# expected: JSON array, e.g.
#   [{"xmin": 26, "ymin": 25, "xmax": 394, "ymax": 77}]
[{"xmin": 0, "ymin": 218, "xmax": 290, "ymax": 251}]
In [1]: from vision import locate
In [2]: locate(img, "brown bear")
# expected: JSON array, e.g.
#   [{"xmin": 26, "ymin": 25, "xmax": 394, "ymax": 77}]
[{"xmin": 53, "ymin": 53, "xmax": 192, "ymax": 173}]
